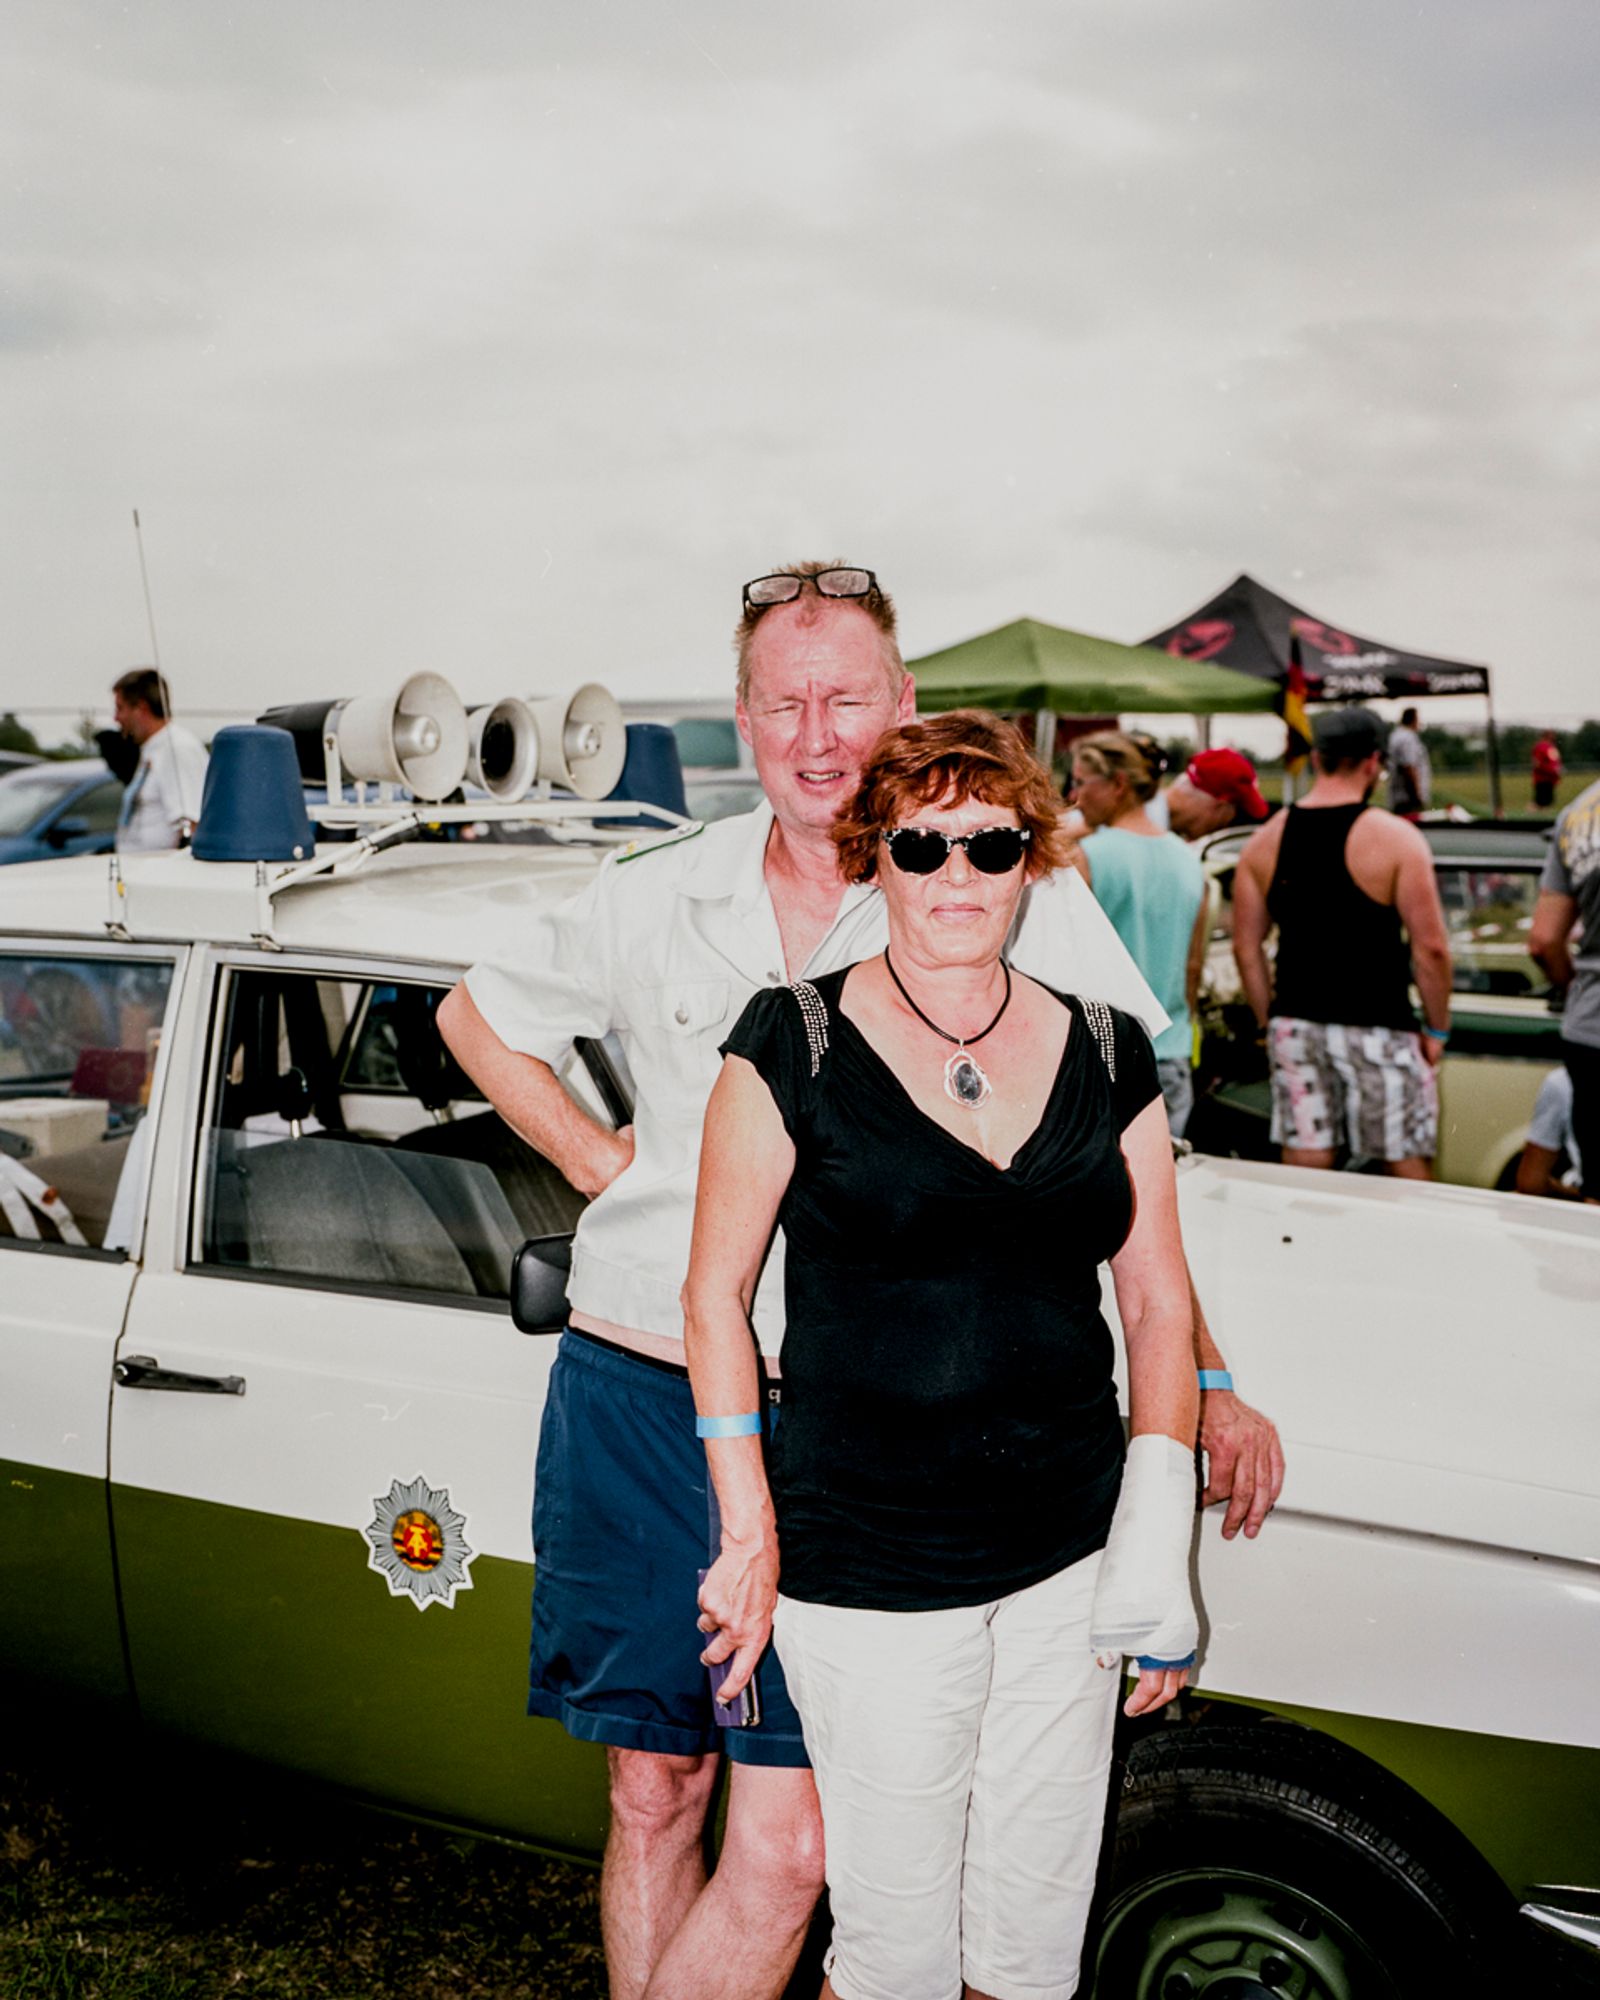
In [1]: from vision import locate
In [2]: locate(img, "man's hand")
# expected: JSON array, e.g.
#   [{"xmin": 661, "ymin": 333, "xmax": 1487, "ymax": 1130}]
[
  {"xmin": 1420, "ymin": 1034, "xmax": 1445, "ymax": 1070},
  {"xmin": 1200, "ymin": 1391, "xmax": 1285, "ymax": 1539},
  {"xmin": 573, "ymin": 1122, "xmax": 636, "ymax": 1199}
]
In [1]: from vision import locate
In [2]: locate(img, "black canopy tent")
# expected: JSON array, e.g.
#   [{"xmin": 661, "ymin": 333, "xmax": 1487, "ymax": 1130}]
[{"xmin": 1142, "ymin": 573, "xmax": 1501, "ymax": 810}]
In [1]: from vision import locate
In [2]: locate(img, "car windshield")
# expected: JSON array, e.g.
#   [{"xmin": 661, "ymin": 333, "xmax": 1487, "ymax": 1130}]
[{"xmin": 0, "ymin": 769, "xmax": 77, "ymax": 838}]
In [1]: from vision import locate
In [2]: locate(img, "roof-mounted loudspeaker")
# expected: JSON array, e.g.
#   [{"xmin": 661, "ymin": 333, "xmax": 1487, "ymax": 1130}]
[
  {"xmin": 260, "ymin": 672, "xmax": 469, "ymax": 802},
  {"xmin": 465, "ymin": 698, "xmax": 539, "ymax": 802},
  {"xmin": 527, "ymin": 683, "xmax": 627, "ymax": 801}
]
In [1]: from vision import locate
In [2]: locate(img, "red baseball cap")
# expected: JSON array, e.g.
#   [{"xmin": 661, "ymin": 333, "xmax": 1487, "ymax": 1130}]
[{"xmin": 1186, "ymin": 748, "xmax": 1269, "ymax": 821}]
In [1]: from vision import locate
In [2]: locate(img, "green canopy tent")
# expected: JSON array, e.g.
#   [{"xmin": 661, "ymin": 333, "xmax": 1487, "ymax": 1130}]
[{"xmin": 909, "ymin": 616, "xmax": 1279, "ymax": 721}]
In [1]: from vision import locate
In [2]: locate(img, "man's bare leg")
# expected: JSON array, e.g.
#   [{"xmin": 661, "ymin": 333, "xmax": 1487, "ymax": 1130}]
[
  {"xmin": 1282, "ymin": 1145, "xmax": 1337, "ymax": 1170},
  {"xmin": 1382, "ymin": 1155, "xmax": 1432, "ymax": 1180},
  {"xmin": 642, "ymin": 1763, "xmax": 826, "ymax": 2000},
  {"xmin": 602, "ymin": 1748, "xmax": 721, "ymax": 2000}
]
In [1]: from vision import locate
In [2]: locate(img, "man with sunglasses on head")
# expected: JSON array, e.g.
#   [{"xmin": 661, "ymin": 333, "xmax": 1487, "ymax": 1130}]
[{"xmin": 439, "ymin": 562, "xmax": 1282, "ymax": 2000}]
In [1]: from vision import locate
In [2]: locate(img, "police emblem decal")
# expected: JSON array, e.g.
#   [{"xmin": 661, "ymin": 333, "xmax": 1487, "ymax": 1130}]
[{"xmin": 364, "ymin": 1475, "xmax": 476, "ymax": 1611}]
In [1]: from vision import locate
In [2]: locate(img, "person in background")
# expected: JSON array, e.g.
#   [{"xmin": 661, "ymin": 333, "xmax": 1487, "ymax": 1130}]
[
  {"xmin": 1531, "ymin": 730, "xmax": 1564, "ymax": 812},
  {"xmin": 1386, "ymin": 706, "xmax": 1431, "ymax": 820},
  {"xmin": 1149, "ymin": 746, "xmax": 1272, "ymax": 841},
  {"xmin": 111, "ymin": 668, "xmax": 209, "ymax": 853},
  {"xmin": 1070, "ymin": 730, "xmax": 1208, "ymax": 1137},
  {"xmin": 1233, "ymin": 708, "xmax": 1453, "ymax": 1179},
  {"xmin": 1514, "ymin": 1067, "xmax": 1584, "ymax": 1200},
  {"xmin": 1530, "ymin": 774, "xmax": 1600, "ymax": 1202}
]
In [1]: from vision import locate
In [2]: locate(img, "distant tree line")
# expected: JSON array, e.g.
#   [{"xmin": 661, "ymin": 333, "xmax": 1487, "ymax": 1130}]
[{"xmin": 1, "ymin": 712, "xmax": 121, "ymax": 761}]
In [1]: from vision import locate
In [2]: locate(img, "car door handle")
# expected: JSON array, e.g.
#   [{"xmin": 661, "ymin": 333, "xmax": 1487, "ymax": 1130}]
[{"xmin": 114, "ymin": 1355, "xmax": 246, "ymax": 1397}]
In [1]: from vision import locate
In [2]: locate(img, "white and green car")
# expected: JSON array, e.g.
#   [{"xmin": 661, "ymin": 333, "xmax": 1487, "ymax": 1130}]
[{"xmin": 2, "ymin": 835, "xmax": 1597, "ymax": 1998}]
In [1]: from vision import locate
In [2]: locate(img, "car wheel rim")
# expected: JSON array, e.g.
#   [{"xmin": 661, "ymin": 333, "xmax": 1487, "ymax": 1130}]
[{"xmin": 1093, "ymin": 1868, "xmax": 1398, "ymax": 2000}]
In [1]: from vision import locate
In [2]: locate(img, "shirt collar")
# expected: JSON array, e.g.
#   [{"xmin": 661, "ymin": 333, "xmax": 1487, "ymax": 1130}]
[{"xmin": 675, "ymin": 799, "xmax": 875, "ymax": 931}]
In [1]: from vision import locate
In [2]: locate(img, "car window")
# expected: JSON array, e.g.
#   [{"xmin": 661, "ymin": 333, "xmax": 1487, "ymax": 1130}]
[
  {"xmin": 1434, "ymin": 865, "xmax": 1543, "ymax": 995},
  {"xmin": 67, "ymin": 780, "xmax": 126, "ymax": 835},
  {"xmin": 0, "ymin": 770, "xmax": 77, "ymax": 838},
  {"xmin": 0, "ymin": 952, "xmax": 176, "ymax": 1253},
  {"xmin": 196, "ymin": 968, "xmax": 604, "ymax": 1302}
]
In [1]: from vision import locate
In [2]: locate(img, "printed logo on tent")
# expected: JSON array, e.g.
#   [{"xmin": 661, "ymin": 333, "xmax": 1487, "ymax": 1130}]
[
  {"xmin": 364, "ymin": 1475, "xmax": 476, "ymax": 1611},
  {"xmin": 1166, "ymin": 618, "xmax": 1234, "ymax": 662}
]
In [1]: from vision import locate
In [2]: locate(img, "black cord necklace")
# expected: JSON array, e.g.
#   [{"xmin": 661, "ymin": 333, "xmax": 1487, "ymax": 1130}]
[{"xmin": 883, "ymin": 951, "xmax": 1012, "ymax": 1109}]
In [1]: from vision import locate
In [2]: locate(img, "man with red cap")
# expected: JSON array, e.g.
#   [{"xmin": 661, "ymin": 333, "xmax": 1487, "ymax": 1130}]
[{"xmin": 1150, "ymin": 747, "xmax": 1271, "ymax": 841}]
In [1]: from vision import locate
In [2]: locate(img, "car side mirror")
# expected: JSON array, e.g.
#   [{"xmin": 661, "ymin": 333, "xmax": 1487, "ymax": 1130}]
[
  {"xmin": 511, "ymin": 1234, "xmax": 573, "ymax": 1335},
  {"xmin": 45, "ymin": 816, "xmax": 91, "ymax": 848}
]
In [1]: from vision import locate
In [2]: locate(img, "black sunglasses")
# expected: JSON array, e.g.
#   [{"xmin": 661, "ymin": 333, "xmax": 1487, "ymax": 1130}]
[
  {"xmin": 742, "ymin": 567, "xmax": 878, "ymax": 614},
  {"xmin": 883, "ymin": 826, "xmax": 1031, "ymax": 876}
]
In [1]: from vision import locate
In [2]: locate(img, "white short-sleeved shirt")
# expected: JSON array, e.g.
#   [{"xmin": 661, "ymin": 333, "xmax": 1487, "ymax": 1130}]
[
  {"xmin": 466, "ymin": 804, "xmax": 1168, "ymax": 1353},
  {"xmin": 1527, "ymin": 1068, "xmax": 1582, "ymax": 1186},
  {"xmin": 115, "ymin": 722, "xmax": 210, "ymax": 853}
]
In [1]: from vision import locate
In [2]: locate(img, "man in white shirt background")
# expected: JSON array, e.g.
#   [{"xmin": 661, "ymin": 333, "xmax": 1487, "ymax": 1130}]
[{"xmin": 111, "ymin": 666, "xmax": 209, "ymax": 853}]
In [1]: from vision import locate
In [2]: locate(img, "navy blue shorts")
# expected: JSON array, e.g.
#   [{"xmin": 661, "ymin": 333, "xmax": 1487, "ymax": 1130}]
[{"xmin": 528, "ymin": 1329, "xmax": 810, "ymax": 1767}]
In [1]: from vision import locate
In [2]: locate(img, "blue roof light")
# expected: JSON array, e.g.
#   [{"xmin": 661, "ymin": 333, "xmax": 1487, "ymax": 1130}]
[{"xmin": 192, "ymin": 726, "xmax": 315, "ymax": 863}]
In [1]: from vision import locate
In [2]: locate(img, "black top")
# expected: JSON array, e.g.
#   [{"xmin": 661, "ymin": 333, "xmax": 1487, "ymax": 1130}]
[
  {"xmin": 1266, "ymin": 803, "xmax": 1417, "ymax": 1032},
  {"xmin": 721, "ymin": 970, "xmax": 1160, "ymax": 1612}
]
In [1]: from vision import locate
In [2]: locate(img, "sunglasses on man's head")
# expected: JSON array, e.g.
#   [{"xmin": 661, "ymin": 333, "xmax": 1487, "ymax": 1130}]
[
  {"xmin": 742, "ymin": 568, "xmax": 878, "ymax": 614},
  {"xmin": 882, "ymin": 826, "xmax": 1031, "ymax": 876}
]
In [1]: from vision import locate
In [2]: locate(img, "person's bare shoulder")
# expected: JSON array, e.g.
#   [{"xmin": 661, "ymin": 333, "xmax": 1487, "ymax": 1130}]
[{"xmin": 1237, "ymin": 809, "xmax": 1287, "ymax": 880}]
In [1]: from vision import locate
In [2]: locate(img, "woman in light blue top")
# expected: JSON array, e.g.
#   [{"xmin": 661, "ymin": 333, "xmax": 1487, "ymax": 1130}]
[{"xmin": 1071, "ymin": 731, "xmax": 1208, "ymax": 1136}]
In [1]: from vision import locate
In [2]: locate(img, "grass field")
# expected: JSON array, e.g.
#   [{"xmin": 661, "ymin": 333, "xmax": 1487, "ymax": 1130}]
[
  {"xmin": 1252, "ymin": 764, "xmax": 1597, "ymax": 818},
  {"xmin": 0, "ymin": 1733, "xmax": 607, "ymax": 2000}
]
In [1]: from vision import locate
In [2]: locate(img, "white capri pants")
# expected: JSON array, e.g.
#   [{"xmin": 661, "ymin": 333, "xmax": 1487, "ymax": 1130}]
[{"xmin": 773, "ymin": 1549, "xmax": 1118, "ymax": 2000}]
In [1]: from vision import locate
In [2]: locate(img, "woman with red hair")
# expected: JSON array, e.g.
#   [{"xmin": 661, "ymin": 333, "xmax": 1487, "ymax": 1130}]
[{"xmin": 684, "ymin": 712, "xmax": 1198, "ymax": 2000}]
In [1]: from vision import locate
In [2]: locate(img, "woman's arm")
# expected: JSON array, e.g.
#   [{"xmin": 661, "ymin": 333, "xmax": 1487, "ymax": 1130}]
[
  {"xmin": 681, "ymin": 1053, "xmax": 797, "ymax": 1703},
  {"xmin": 1111, "ymin": 1097, "xmax": 1199, "ymax": 1450},
  {"xmin": 1103, "ymin": 1096, "xmax": 1201, "ymax": 1717}
]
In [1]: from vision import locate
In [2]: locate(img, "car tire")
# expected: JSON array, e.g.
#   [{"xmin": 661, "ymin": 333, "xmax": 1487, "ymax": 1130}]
[{"xmin": 1088, "ymin": 1722, "xmax": 1512, "ymax": 2000}]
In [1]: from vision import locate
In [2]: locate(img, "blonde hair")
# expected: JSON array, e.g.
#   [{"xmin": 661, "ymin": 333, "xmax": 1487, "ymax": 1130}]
[
  {"xmin": 733, "ymin": 559, "xmax": 904, "ymax": 704},
  {"xmin": 1071, "ymin": 729, "xmax": 1160, "ymax": 804}
]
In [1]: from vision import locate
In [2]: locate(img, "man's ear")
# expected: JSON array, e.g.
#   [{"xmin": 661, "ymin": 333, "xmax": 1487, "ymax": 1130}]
[
  {"xmin": 896, "ymin": 672, "xmax": 917, "ymax": 722},
  {"xmin": 734, "ymin": 698, "xmax": 752, "ymax": 748}
]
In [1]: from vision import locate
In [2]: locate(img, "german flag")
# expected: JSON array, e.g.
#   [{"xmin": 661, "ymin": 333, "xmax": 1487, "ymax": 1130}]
[{"xmin": 1283, "ymin": 628, "xmax": 1312, "ymax": 775}]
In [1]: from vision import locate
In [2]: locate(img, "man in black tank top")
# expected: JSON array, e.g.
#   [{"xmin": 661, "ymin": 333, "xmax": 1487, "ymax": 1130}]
[{"xmin": 1232, "ymin": 708, "xmax": 1454, "ymax": 1179}]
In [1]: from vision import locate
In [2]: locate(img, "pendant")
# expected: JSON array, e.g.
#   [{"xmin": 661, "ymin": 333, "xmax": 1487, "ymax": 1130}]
[{"xmin": 944, "ymin": 1047, "xmax": 992, "ymax": 1109}]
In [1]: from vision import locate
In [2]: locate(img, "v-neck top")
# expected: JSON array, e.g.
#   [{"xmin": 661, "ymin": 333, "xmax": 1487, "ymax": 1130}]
[{"xmin": 721, "ymin": 967, "xmax": 1161, "ymax": 1611}]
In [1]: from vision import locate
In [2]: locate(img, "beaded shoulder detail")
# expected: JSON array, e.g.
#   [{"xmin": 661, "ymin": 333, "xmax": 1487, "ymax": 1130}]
[
  {"xmin": 1082, "ymin": 997, "xmax": 1117, "ymax": 1081},
  {"xmin": 790, "ymin": 980, "xmax": 830, "ymax": 1080}
]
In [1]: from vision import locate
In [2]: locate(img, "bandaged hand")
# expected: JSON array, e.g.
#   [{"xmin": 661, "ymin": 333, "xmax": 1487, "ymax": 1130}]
[{"xmin": 1089, "ymin": 1433, "xmax": 1199, "ymax": 1671}]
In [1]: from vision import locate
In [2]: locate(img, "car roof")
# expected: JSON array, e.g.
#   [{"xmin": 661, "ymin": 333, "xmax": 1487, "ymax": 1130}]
[
  {"xmin": 0, "ymin": 841, "xmax": 604, "ymax": 968},
  {"xmin": 0, "ymin": 756, "xmax": 110, "ymax": 788}
]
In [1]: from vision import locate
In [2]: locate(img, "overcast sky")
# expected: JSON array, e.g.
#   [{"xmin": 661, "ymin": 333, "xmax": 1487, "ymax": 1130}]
[{"xmin": 4, "ymin": 0, "xmax": 1597, "ymax": 744}]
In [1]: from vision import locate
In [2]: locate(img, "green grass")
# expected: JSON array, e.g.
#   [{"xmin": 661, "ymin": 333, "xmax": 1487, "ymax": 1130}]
[
  {"xmin": 1251, "ymin": 763, "xmax": 1596, "ymax": 818},
  {"xmin": 0, "ymin": 1737, "xmax": 607, "ymax": 1999}
]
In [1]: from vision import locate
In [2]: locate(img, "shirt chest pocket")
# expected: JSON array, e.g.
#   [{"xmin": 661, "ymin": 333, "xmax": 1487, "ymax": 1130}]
[{"xmin": 643, "ymin": 979, "xmax": 735, "ymax": 1095}]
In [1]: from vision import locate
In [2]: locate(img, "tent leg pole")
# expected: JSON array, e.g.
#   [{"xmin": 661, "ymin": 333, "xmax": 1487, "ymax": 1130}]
[
  {"xmin": 1485, "ymin": 685, "xmax": 1502, "ymax": 818},
  {"xmin": 1034, "ymin": 709, "xmax": 1056, "ymax": 768},
  {"xmin": 1194, "ymin": 713, "xmax": 1213, "ymax": 751}
]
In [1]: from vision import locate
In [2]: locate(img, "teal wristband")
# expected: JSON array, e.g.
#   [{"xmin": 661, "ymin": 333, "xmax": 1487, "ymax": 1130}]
[
  {"xmin": 1197, "ymin": 1369, "xmax": 1234, "ymax": 1393},
  {"xmin": 695, "ymin": 1412, "xmax": 762, "ymax": 1439},
  {"xmin": 1422, "ymin": 1025, "xmax": 1450, "ymax": 1044}
]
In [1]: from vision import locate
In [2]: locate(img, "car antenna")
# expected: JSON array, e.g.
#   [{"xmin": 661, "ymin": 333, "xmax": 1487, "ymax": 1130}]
[{"xmin": 131, "ymin": 507, "xmax": 174, "ymax": 721}]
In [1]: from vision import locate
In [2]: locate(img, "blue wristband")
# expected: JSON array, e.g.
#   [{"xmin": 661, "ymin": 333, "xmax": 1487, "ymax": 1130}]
[
  {"xmin": 1422, "ymin": 1025, "xmax": 1450, "ymax": 1043},
  {"xmin": 1197, "ymin": 1369, "xmax": 1234, "ymax": 1393},
  {"xmin": 695, "ymin": 1412, "xmax": 762, "ymax": 1439},
  {"xmin": 1136, "ymin": 1652, "xmax": 1197, "ymax": 1672}
]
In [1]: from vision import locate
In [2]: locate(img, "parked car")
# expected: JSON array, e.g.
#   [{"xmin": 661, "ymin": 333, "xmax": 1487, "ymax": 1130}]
[
  {"xmin": 0, "ymin": 750, "xmax": 44, "ymax": 778},
  {"xmin": 1191, "ymin": 819, "xmax": 1567, "ymax": 1188},
  {"xmin": 0, "ymin": 756, "xmax": 125, "ymax": 865},
  {"xmin": 1, "ymin": 830, "xmax": 1596, "ymax": 1995}
]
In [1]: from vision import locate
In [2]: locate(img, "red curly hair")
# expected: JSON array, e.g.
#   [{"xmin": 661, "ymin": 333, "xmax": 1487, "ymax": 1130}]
[{"xmin": 831, "ymin": 710, "xmax": 1073, "ymax": 885}]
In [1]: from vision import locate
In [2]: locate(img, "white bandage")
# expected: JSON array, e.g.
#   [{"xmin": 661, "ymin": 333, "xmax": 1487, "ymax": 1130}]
[{"xmin": 1089, "ymin": 1433, "xmax": 1199, "ymax": 1667}]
